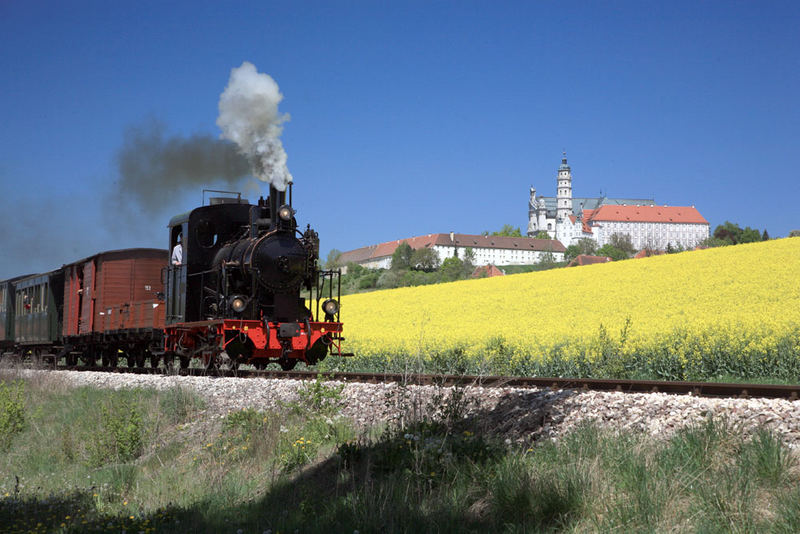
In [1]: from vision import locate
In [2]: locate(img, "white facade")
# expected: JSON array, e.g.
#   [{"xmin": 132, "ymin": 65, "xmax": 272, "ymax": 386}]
[
  {"xmin": 528, "ymin": 154, "xmax": 709, "ymax": 250},
  {"xmin": 593, "ymin": 219, "xmax": 710, "ymax": 250},
  {"xmin": 339, "ymin": 233, "xmax": 566, "ymax": 273}
]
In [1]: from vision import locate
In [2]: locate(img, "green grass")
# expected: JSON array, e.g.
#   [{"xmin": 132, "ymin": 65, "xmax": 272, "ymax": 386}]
[
  {"xmin": 2, "ymin": 372, "xmax": 800, "ymax": 533},
  {"xmin": 315, "ymin": 328, "xmax": 800, "ymax": 385}
]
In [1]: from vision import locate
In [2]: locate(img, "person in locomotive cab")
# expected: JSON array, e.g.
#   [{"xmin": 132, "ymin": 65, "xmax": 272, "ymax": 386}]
[{"xmin": 171, "ymin": 233, "xmax": 183, "ymax": 266}]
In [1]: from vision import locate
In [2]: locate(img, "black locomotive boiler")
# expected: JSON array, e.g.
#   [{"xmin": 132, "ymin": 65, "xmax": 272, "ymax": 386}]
[{"xmin": 163, "ymin": 184, "xmax": 344, "ymax": 370}]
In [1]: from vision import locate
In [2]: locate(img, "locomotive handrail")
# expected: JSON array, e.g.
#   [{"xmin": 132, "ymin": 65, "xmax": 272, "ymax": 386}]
[{"xmin": 202, "ymin": 189, "xmax": 241, "ymax": 206}]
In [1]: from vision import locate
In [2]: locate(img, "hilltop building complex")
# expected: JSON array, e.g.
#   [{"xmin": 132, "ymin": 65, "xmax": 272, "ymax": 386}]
[
  {"xmin": 338, "ymin": 233, "xmax": 565, "ymax": 272},
  {"xmin": 529, "ymin": 154, "xmax": 710, "ymax": 250}
]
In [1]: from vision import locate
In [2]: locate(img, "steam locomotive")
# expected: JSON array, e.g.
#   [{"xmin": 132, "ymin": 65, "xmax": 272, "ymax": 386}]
[
  {"xmin": 0, "ymin": 184, "xmax": 344, "ymax": 370},
  {"xmin": 163, "ymin": 184, "xmax": 344, "ymax": 370}
]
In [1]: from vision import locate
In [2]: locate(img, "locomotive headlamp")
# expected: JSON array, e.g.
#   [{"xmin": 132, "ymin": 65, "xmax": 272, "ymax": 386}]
[
  {"xmin": 322, "ymin": 299, "xmax": 339, "ymax": 317},
  {"xmin": 230, "ymin": 295, "xmax": 248, "ymax": 313},
  {"xmin": 278, "ymin": 205, "xmax": 293, "ymax": 222}
]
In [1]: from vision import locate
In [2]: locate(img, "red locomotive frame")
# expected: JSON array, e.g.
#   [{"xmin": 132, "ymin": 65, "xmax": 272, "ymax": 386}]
[{"xmin": 164, "ymin": 317, "xmax": 343, "ymax": 368}]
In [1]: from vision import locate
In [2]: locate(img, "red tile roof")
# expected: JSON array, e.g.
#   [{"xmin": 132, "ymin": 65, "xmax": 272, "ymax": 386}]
[
  {"xmin": 634, "ymin": 249, "xmax": 666, "ymax": 259},
  {"xmin": 567, "ymin": 254, "xmax": 612, "ymax": 267},
  {"xmin": 472, "ymin": 264, "xmax": 505, "ymax": 277},
  {"xmin": 588, "ymin": 205, "xmax": 708, "ymax": 224}
]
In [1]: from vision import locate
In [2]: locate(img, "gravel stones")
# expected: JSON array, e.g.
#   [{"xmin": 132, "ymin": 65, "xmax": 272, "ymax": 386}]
[{"xmin": 14, "ymin": 370, "xmax": 800, "ymax": 447}]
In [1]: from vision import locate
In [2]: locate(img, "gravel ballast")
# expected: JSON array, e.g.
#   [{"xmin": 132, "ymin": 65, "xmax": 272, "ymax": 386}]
[{"xmin": 9, "ymin": 369, "xmax": 800, "ymax": 447}]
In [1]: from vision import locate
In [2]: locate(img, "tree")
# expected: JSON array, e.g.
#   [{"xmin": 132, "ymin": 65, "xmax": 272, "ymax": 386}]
[
  {"xmin": 391, "ymin": 242, "xmax": 413, "ymax": 271},
  {"xmin": 597, "ymin": 244, "xmax": 627, "ymax": 261},
  {"xmin": 762, "ymin": 229, "xmax": 770, "ymax": 241},
  {"xmin": 410, "ymin": 247, "xmax": 440, "ymax": 272},
  {"xmin": 440, "ymin": 257, "xmax": 465, "ymax": 282},
  {"xmin": 324, "ymin": 248, "xmax": 343, "ymax": 269},
  {"xmin": 377, "ymin": 270, "xmax": 402, "ymax": 289},
  {"xmin": 565, "ymin": 238, "xmax": 598, "ymax": 262},
  {"xmin": 532, "ymin": 230, "xmax": 550, "ymax": 239},
  {"xmin": 740, "ymin": 227, "xmax": 761, "ymax": 244},
  {"xmin": 713, "ymin": 221, "xmax": 763, "ymax": 245},
  {"xmin": 538, "ymin": 249, "xmax": 557, "ymax": 267},
  {"xmin": 790, "ymin": 230, "xmax": 800, "ymax": 238},
  {"xmin": 609, "ymin": 233, "xmax": 636, "ymax": 257},
  {"xmin": 461, "ymin": 247, "xmax": 476, "ymax": 277},
  {"xmin": 713, "ymin": 221, "xmax": 740, "ymax": 244},
  {"xmin": 577, "ymin": 238, "xmax": 598, "ymax": 256},
  {"xmin": 564, "ymin": 244, "xmax": 580, "ymax": 262},
  {"xmin": 488, "ymin": 224, "xmax": 523, "ymax": 237}
]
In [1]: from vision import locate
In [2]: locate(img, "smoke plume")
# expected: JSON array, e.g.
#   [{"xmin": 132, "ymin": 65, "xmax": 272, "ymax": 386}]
[
  {"xmin": 115, "ymin": 119, "xmax": 250, "ymax": 213},
  {"xmin": 217, "ymin": 61, "xmax": 293, "ymax": 191}
]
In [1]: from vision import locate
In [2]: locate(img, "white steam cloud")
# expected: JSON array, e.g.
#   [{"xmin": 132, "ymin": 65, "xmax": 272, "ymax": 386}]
[{"xmin": 217, "ymin": 62, "xmax": 293, "ymax": 191}]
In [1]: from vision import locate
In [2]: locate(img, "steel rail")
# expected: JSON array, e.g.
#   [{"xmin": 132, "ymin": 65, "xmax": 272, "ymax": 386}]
[{"xmin": 24, "ymin": 364, "xmax": 800, "ymax": 401}]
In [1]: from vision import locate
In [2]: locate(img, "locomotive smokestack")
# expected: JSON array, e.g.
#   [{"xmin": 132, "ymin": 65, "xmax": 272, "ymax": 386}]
[
  {"xmin": 268, "ymin": 185, "xmax": 286, "ymax": 230},
  {"xmin": 217, "ymin": 61, "xmax": 293, "ymax": 192}
]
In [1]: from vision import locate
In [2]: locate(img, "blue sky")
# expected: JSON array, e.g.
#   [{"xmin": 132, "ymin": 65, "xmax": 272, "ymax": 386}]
[{"xmin": 1, "ymin": 1, "xmax": 798, "ymax": 278}]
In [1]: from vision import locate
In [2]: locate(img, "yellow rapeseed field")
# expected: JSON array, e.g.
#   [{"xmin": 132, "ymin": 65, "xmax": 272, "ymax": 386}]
[{"xmin": 339, "ymin": 238, "xmax": 800, "ymax": 378}]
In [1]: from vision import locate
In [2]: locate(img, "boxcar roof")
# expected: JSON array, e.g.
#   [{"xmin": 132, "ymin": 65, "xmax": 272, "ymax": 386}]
[
  {"xmin": 0, "ymin": 273, "xmax": 38, "ymax": 285},
  {"xmin": 15, "ymin": 270, "xmax": 61, "ymax": 287},
  {"xmin": 61, "ymin": 248, "xmax": 168, "ymax": 268}
]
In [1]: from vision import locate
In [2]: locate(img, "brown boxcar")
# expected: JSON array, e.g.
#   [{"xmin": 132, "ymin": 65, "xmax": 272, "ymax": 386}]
[{"xmin": 62, "ymin": 248, "xmax": 167, "ymax": 346}]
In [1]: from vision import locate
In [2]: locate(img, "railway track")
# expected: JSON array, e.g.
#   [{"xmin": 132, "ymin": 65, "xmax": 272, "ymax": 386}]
[{"xmin": 10, "ymin": 362, "xmax": 800, "ymax": 401}]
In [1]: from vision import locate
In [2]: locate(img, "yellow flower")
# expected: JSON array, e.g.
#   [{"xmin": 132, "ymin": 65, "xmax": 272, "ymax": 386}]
[{"xmin": 340, "ymin": 239, "xmax": 800, "ymax": 374}]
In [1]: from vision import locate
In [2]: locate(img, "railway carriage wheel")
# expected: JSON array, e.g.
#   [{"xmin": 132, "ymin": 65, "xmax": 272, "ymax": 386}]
[
  {"xmin": 149, "ymin": 352, "xmax": 160, "ymax": 368},
  {"xmin": 204, "ymin": 354, "xmax": 218, "ymax": 371},
  {"xmin": 65, "ymin": 353, "xmax": 78, "ymax": 367},
  {"xmin": 278, "ymin": 358, "xmax": 297, "ymax": 371},
  {"xmin": 101, "ymin": 350, "xmax": 119, "ymax": 368},
  {"xmin": 82, "ymin": 348, "xmax": 97, "ymax": 367}
]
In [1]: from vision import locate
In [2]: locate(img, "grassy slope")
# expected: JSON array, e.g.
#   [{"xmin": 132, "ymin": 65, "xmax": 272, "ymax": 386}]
[{"xmin": 2, "ymin": 374, "xmax": 800, "ymax": 533}]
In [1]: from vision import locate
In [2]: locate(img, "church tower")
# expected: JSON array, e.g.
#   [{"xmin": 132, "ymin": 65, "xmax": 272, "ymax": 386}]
[{"xmin": 556, "ymin": 151, "xmax": 573, "ymax": 221}]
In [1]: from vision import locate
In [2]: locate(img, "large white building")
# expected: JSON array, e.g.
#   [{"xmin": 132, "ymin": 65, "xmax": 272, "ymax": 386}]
[
  {"xmin": 338, "ymin": 233, "xmax": 565, "ymax": 273},
  {"xmin": 528, "ymin": 154, "xmax": 710, "ymax": 250}
]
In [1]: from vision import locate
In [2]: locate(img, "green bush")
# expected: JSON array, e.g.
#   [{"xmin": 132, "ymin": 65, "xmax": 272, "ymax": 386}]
[
  {"xmin": 295, "ymin": 374, "xmax": 345, "ymax": 415},
  {"xmin": 0, "ymin": 380, "xmax": 26, "ymax": 450},
  {"xmin": 88, "ymin": 400, "xmax": 144, "ymax": 465}
]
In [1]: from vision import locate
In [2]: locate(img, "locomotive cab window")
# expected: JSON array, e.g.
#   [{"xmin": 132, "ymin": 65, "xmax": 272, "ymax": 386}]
[{"xmin": 195, "ymin": 219, "xmax": 219, "ymax": 249}]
